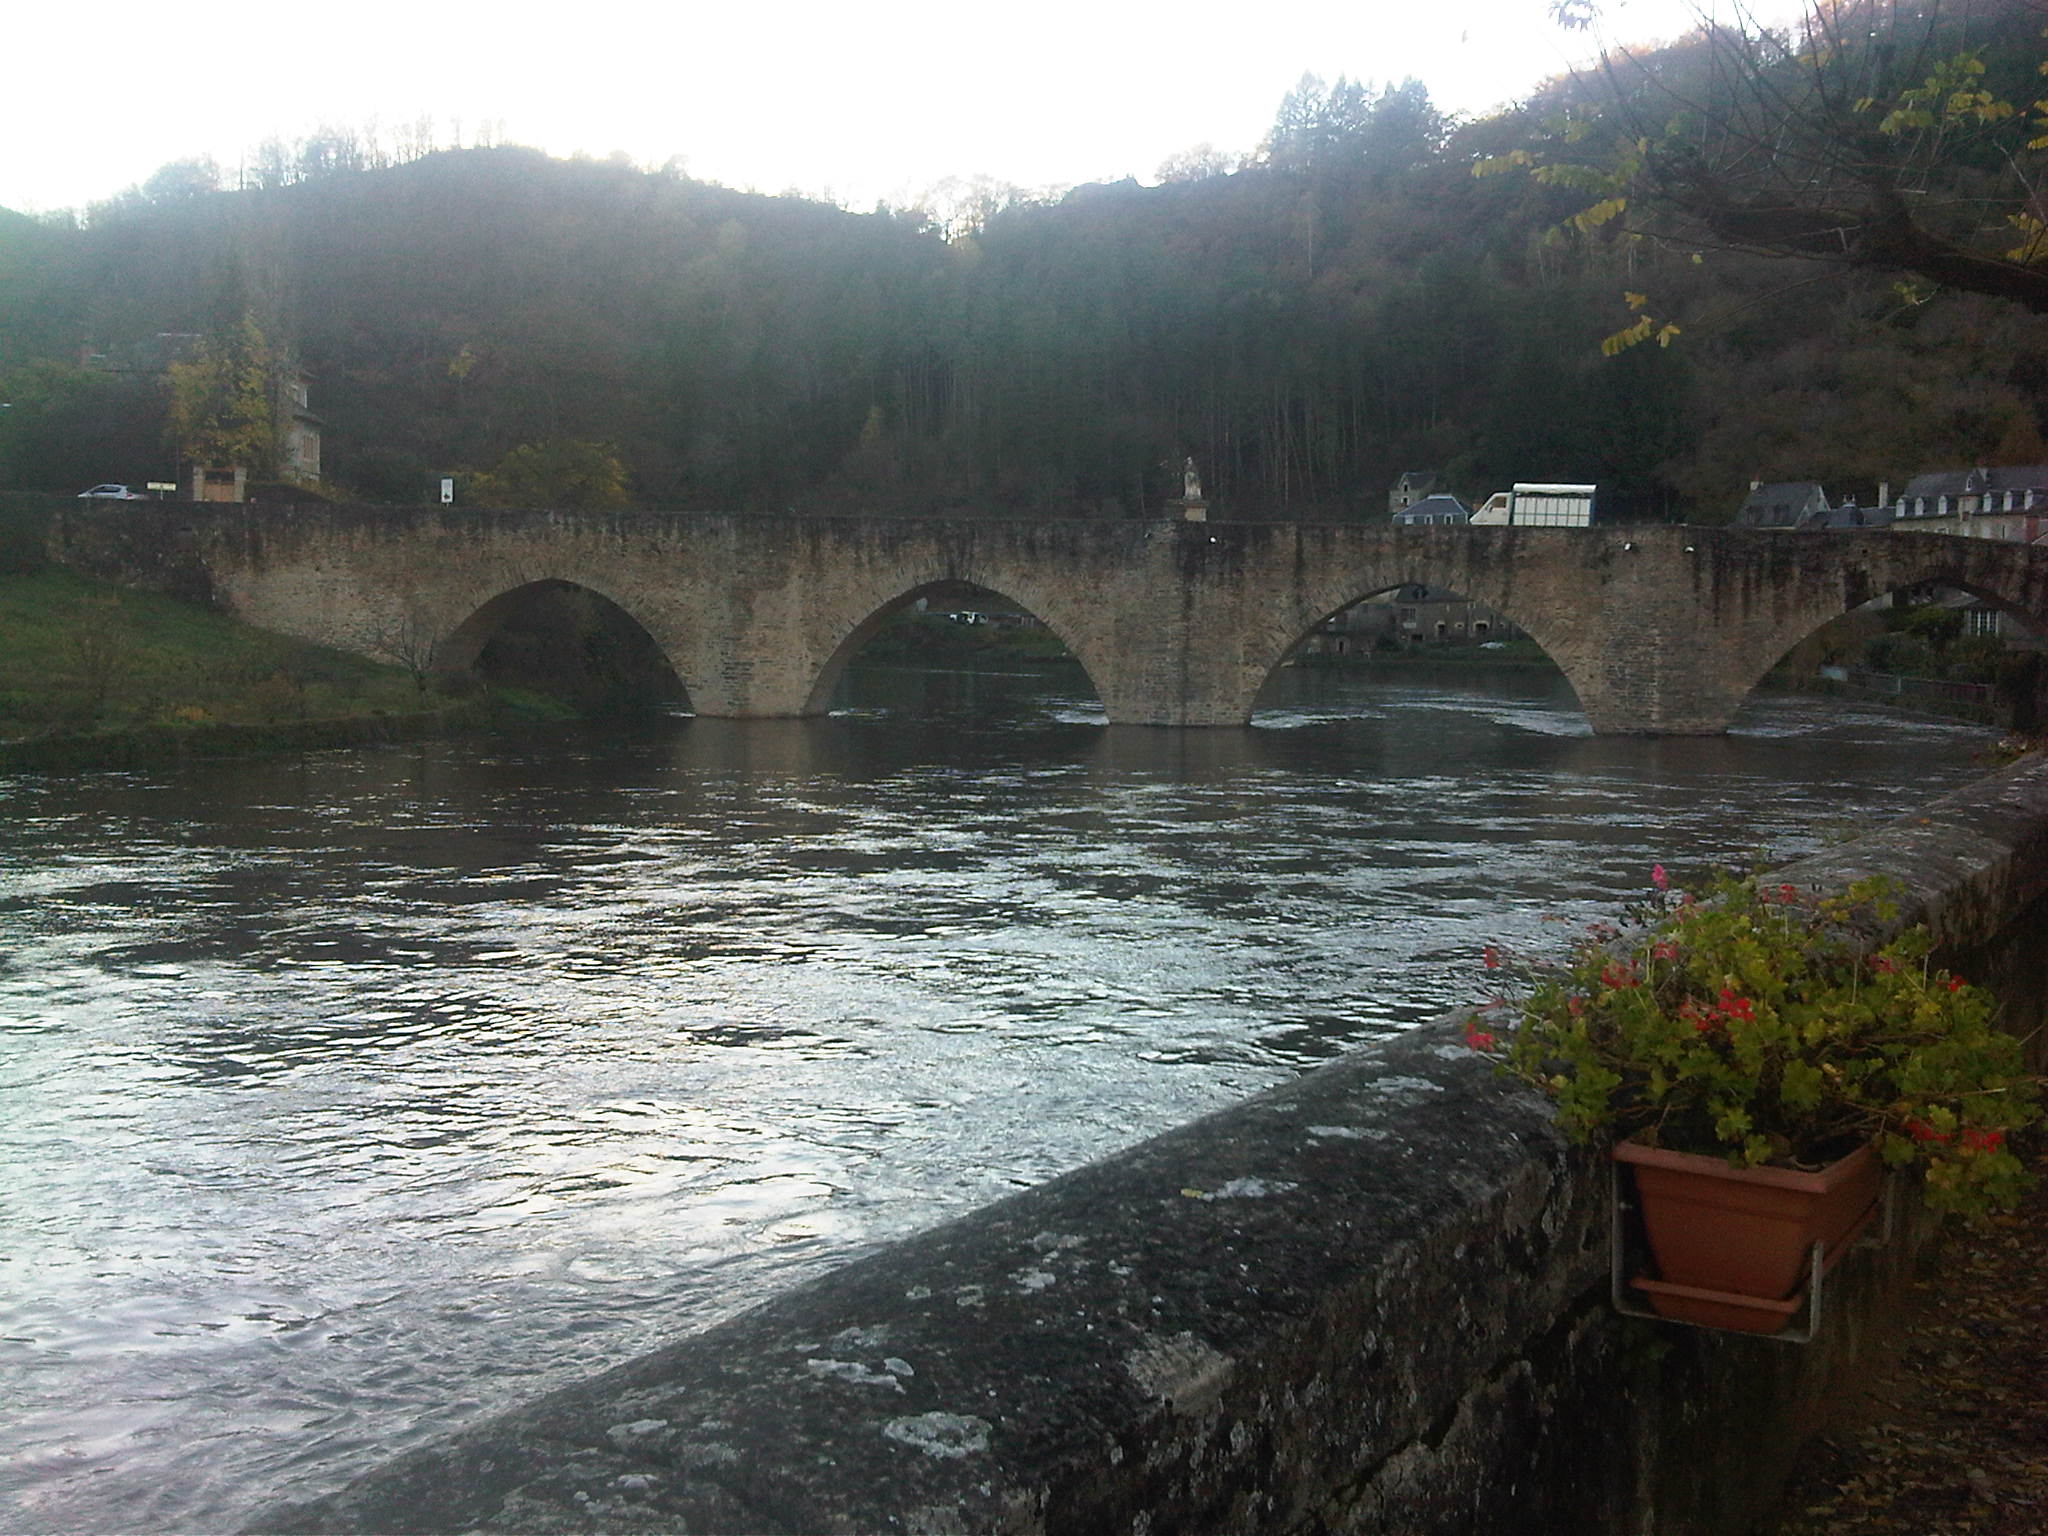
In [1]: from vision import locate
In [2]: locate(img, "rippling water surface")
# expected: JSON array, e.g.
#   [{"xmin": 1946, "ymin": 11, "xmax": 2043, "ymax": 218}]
[{"xmin": 0, "ymin": 661, "xmax": 1996, "ymax": 1531}]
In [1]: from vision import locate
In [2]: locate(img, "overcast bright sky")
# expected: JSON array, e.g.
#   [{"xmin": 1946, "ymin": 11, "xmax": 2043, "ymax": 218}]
[{"xmin": 9, "ymin": 1, "xmax": 1728, "ymax": 215}]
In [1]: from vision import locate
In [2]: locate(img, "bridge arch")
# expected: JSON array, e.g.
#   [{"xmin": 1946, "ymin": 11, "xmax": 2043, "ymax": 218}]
[
  {"xmin": 1237, "ymin": 542, "xmax": 1593, "ymax": 726},
  {"xmin": 1256, "ymin": 578, "xmax": 1580, "ymax": 697},
  {"xmin": 1732, "ymin": 537, "xmax": 2048, "ymax": 724},
  {"xmin": 442, "ymin": 578, "xmax": 692, "ymax": 711},
  {"xmin": 802, "ymin": 578, "xmax": 1105, "ymax": 715}
]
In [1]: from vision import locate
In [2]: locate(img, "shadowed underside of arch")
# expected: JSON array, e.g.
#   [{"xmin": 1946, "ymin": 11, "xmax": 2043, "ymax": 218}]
[
  {"xmin": 442, "ymin": 579, "xmax": 690, "ymax": 712},
  {"xmin": 1738, "ymin": 540, "xmax": 2048, "ymax": 712},
  {"xmin": 1243, "ymin": 563, "xmax": 1589, "ymax": 726},
  {"xmin": 802, "ymin": 579, "xmax": 1104, "ymax": 714}
]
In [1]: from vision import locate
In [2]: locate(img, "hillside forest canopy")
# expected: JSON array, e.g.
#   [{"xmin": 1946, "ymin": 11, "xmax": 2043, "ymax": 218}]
[{"xmin": 5, "ymin": 0, "xmax": 2048, "ymax": 524}]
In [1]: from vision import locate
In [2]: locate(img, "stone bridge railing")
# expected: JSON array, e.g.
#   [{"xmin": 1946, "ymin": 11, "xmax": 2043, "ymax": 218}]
[
  {"xmin": 249, "ymin": 752, "xmax": 2048, "ymax": 1536},
  {"xmin": 50, "ymin": 503, "xmax": 2048, "ymax": 735}
]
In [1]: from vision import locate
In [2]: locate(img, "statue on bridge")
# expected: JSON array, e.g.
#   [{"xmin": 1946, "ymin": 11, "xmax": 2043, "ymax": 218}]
[{"xmin": 1183, "ymin": 457, "xmax": 1202, "ymax": 501}]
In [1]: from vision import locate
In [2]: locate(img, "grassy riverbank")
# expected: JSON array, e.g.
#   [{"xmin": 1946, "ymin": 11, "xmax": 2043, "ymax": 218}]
[{"xmin": 0, "ymin": 567, "xmax": 568, "ymax": 768}]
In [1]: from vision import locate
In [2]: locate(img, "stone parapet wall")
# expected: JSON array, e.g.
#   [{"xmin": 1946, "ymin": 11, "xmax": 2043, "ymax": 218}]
[{"xmin": 251, "ymin": 753, "xmax": 2048, "ymax": 1536}]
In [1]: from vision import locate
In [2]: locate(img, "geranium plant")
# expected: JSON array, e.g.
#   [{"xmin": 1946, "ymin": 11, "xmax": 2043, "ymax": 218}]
[{"xmin": 1471, "ymin": 869, "xmax": 2038, "ymax": 1224}]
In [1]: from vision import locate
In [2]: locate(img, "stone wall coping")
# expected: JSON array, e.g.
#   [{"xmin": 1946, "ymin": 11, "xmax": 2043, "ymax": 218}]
[{"xmin": 253, "ymin": 1016, "xmax": 1589, "ymax": 1533}]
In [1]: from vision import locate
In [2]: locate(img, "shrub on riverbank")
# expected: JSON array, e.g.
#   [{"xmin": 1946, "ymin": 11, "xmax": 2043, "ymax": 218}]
[{"xmin": 0, "ymin": 492, "xmax": 62, "ymax": 575}]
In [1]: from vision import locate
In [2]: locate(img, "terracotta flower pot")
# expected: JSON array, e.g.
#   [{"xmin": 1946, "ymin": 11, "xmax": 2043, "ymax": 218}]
[{"xmin": 1616, "ymin": 1138, "xmax": 1882, "ymax": 1334}]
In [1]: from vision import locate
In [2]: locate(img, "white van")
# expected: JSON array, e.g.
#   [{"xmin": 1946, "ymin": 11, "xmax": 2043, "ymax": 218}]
[{"xmin": 1468, "ymin": 483, "xmax": 1596, "ymax": 526}]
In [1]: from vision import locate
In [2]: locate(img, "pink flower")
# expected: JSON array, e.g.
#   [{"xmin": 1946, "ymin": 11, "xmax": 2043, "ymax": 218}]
[{"xmin": 1651, "ymin": 864, "xmax": 1669, "ymax": 890}]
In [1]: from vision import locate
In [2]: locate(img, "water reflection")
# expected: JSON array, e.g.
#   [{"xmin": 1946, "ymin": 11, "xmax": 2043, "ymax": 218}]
[{"xmin": 0, "ymin": 662, "xmax": 1996, "ymax": 1533}]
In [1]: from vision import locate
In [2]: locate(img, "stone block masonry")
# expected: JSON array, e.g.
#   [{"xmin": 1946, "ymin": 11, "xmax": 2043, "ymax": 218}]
[
  {"xmin": 247, "ymin": 752, "xmax": 2048, "ymax": 1535},
  {"xmin": 49, "ymin": 504, "xmax": 2048, "ymax": 735}
]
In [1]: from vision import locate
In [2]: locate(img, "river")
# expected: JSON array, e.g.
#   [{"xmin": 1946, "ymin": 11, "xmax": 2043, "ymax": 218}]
[{"xmin": 0, "ymin": 661, "xmax": 1997, "ymax": 1532}]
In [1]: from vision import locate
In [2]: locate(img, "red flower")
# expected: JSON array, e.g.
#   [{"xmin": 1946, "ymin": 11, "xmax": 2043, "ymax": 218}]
[
  {"xmin": 1600, "ymin": 962, "xmax": 1639, "ymax": 990},
  {"xmin": 1463, "ymin": 1026, "xmax": 1497, "ymax": 1052},
  {"xmin": 1906, "ymin": 1118, "xmax": 1954, "ymax": 1145},
  {"xmin": 1946, "ymin": 975, "xmax": 1966, "ymax": 993},
  {"xmin": 1651, "ymin": 941, "xmax": 1679, "ymax": 962},
  {"xmin": 1483, "ymin": 945, "xmax": 1501, "ymax": 970},
  {"xmin": 1716, "ymin": 988, "xmax": 1755, "ymax": 1023},
  {"xmin": 1963, "ymin": 1128, "xmax": 2006, "ymax": 1151},
  {"xmin": 1870, "ymin": 955, "xmax": 1898, "ymax": 975},
  {"xmin": 1567, "ymin": 995, "xmax": 1587, "ymax": 1019},
  {"xmin": 1778, "ymin": 883, "xmax": 1798, "ymax": 904}
]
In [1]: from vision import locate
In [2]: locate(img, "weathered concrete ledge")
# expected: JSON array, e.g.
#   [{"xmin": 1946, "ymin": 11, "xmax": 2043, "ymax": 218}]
[{"xmin": 248, "ymin": 754, "xmax": 2048, "ymax": 1536}]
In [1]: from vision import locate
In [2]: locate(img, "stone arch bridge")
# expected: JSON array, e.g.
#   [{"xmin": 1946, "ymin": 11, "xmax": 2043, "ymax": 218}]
[{"xmin": 50, "ymin": 504, "xmax": 2048, "ymax": 735}]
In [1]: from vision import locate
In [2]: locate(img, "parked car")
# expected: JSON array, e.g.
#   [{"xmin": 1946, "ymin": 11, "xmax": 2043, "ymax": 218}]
[{"xmin": 77, "ymin": 484, "xmax": 148, "ymax": 500}]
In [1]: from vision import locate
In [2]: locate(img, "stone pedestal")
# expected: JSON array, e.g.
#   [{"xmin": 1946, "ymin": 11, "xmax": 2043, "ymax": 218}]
[
  {"xmin": 1173, "ymin": 498, "xmax": 1209, "ymax": 522},
  {"xmin": 190, "ymin": 464, "xmax": 247, "ymax": 503}
]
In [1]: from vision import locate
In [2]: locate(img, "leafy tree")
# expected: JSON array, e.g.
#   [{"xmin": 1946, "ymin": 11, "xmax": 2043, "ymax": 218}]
[
  {"xmin": 1153, "ymin": 144, "xmax": 1239, "ymax": 183},
  {"xmin": 467, "ymin": 438, "xmax": 632, "ymax": 510},
  {"xmin": 142, "ymin": 157, "xmax": 221, "ymax": 204},
  {"xmin": 1503, "ymin": 2, "xmax": 2048, "ymax": 318},
  {"xmin": 0, "ymin": 361, "xmax": 165, "ymax": 491},
  {"xmin": 165, "ymin": 312, "xmax": 282, "ymax": 474}
]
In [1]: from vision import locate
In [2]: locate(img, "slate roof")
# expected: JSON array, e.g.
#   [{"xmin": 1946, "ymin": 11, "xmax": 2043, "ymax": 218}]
[
  {"xmin": 1802, "ymin": 500, "xmax": 1894, "ymax": 529},
  {"xmin": 1900, "ymin": 469, "xmax": 1980, "ymax": 502},
  {"xmin": 1898, "ymin": 465, "xmax": 2048, "ymax": 510},
  {"xmin": 1735, "ymin": 482, "xmax": 1828, "ymax": 528},
  {"xmin": 1392, "ymin": 494, "xmax": 1470, "ymax": 524}
]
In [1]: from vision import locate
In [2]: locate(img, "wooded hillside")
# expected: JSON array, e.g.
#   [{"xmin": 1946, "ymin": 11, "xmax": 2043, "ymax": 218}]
[{"xmin": 5, "ymin": 3, "xmax": 2045, "ymax": 522}]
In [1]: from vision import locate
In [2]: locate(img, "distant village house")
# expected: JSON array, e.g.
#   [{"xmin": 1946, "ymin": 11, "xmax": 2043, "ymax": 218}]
[
  {"xmin": 1391, "ymin": 494, "xmax": 1470, "ymax": 526},
  {"xmin": 1387, "ymin": 470, "xmax": 1440, "ymax": 517},
  {"xmin": 281, "ymin": 368, "xmax": 323, "ymax": 482},
  {"xmin": 1734, "ymin": 481, "xmax": 1831, "ymax": 528},
  {"xmin": 1306, "ymin": 583, "xmax": 1523, "ymax": 655},
  {"xmin": 1891, "ymin": 466, "xmax": 2048, "ymax": 543}
]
